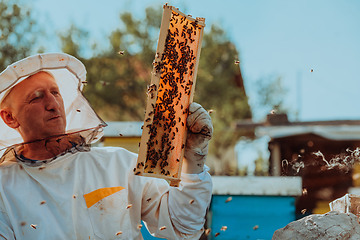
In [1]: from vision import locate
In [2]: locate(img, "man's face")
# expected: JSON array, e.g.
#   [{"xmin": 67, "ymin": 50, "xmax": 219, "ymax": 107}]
[{"xmin": 5, "ymin": 71, "xmax": 66, "ymax": 142}]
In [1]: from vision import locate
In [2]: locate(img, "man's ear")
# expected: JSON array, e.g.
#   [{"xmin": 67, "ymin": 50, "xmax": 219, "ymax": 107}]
[{"xmin": 0, "ymin": 109, "xmax": 19, "ymax": 129}]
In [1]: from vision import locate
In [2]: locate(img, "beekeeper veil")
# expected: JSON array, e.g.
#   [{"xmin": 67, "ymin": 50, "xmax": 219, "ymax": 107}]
[{"xmin": 0, "ymin": 53, "xmax": 107, "ymax": 163}]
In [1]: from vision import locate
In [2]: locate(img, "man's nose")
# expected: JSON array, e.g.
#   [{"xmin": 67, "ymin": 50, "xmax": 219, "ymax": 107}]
[{"xmin": 45, "ymin": 93, "xmax": 61, "ymax": 111}]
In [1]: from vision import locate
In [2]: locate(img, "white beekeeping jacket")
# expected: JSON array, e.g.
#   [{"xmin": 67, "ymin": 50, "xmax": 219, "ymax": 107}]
[{"xmin": 0, "ymin": 146, "xmax": 212, "ymax": 239}]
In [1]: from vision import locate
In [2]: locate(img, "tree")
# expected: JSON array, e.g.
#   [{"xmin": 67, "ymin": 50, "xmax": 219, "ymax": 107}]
[
  {"xmin": 195, "ymin": 24, "xmax": 252, "ymax": 175},
  {"xmin": 0, "ymin": 0, "xmax": 40, "ymax": 71}
]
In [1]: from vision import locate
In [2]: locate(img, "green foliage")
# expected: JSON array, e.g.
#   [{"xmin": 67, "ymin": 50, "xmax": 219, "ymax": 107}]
[
  {"xmin": 195, "ymin": 24, "xmax": 252, "ymax": 159},
  {"xmin": 0, "ymin": 0, "xmax": 39, "ymax": 71},
  {"xmin": 255, "ymin": 75, "xmax": 288, "ymax": 117}
]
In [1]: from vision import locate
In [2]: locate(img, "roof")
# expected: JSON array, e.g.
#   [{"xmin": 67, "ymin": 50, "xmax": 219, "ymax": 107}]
[
  {"xmin": 211, "ymin": 176, "xmax": 302, "ymax": 196},
  {"xmin": 103, "ymin": 121, "xmax": 143, "ymax": 137},
  {"xmin": 257, "ymin": 125, "xmax": 360, "ymax": 141},
  {"xmin": 236, "ymin": 114, "xmax": 360, "ymax": 141}
]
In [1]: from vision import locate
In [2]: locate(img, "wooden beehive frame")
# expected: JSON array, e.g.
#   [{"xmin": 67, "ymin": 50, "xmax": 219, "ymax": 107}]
[{"xmin": 135, "ymin": 5, "xmax": 205, "ymax": 187}]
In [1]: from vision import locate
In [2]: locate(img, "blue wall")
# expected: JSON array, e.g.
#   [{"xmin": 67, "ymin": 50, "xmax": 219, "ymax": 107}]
[{"xmin": 208, "ymin": 195, "xmax": 296, "ymax": 240}]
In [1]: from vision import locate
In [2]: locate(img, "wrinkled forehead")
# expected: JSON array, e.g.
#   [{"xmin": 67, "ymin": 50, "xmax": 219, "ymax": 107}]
[
  {"xmin": 0, "ymin": 69, "xmax": 79, "ymax": 110},
  {"xmin": 6, "ymin": 71, "xmax": 58, "ymax": 98}
]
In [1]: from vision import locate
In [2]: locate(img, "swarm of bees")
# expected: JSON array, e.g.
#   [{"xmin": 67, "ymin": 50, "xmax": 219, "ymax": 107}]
[{"xmin": 136, "ymin": 8, "xmax": 203, "ymax": 181}]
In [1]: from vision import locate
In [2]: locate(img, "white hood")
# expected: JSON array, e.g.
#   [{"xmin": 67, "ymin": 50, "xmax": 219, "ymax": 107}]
[{"xmin": 0, "ymin": 53, "xmax": 106, "ymax": 153}]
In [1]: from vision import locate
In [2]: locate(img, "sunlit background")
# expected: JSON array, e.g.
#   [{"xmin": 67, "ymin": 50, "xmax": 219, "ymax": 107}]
[{"xmin": 2, "ymin": 0, "xmax": 360, "ymax": 239}]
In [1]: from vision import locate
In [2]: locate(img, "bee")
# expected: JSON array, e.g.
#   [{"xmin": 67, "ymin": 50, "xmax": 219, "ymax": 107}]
[
  {"xmin": 137, "ymin": 224, "xmax": 142, "ymax": 229},
  {"xmin": 253, "ymin": 225, "xmax": 259, "ymax": 230},
  {"xmin": 215, "ymin": 232, "xmax": 220, "ymax": 237},
  {"xmin": 30, "ymin": 224, "xmax": 37, "ymax": 229},
  {"xmin": 116, "ymin": 231, "xmax": 122, "ymax": 235},
  {"xmin": 220, "ymin": 226, "xmax": 227, "ymax": 231},
  {"xmin": 20, "ymin": 221, "xmax": 26, "ymax": 227},
  {"xmin": 270, "ymin": 109, "xmax": 276, "ymax": 114},
  {"xmin": 301, "ymin": 209, "xmax": 307, "ymax": 214},
  {"xmin": 310, "ymin": 69, "xmax": 314, "ymax": 73},
  {"xmin": 302, "ymin": 188, "xmax": 308, "ymax": 195},
  {"xmin": 72, "ymin": 195, "xmax": 77, "ymax": 199},
  {"xmin": 40, "ymin": 200, "xmax": 46, "ymax": 205},
  {"xmin": 119, "ymin": 134, "xmax": 123, "ymax": 137},
  {"xmin": 39, "ymin": 167, "xmax": 46, "ymax": 171},
  {"xmin": 235, "ymin": 60, "xmax": 240, "ymax": 65},
  {"xmin": 146, "ymin": 198, "xmax": 151, "ymax": 202},
  {"xmin": 208, "ymin": 109, "xmax": 213, "ymax": 114},
  {"xmin": 118, "ymin": 51, "xmax": 125, "ymax": 55},
  {"xmin": 225, "ymin": 196, "xmax": 232, "ymax": 203},
  {"xmin": 81, "ymin": 81, "xmax": 88, "ymax": 84},
  {"xmin": 100, "ymin": 80, "xmax": 110, "ymax": 86},
  {"xmin": 126, "ymin": 204, "xmax": 132, "ymax": 209},
  {"xmin": 189, "ymin": 199, "xmax": 195, "ymax": 204},
  {"xmin": 159, "ymin": 226, "xmax": 167, "ymax": 231}
]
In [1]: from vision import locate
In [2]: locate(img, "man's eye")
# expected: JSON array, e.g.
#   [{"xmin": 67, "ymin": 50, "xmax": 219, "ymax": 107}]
[{"xmin": 52, "ymin": 91, "xmax": 60, "ymax": 96}]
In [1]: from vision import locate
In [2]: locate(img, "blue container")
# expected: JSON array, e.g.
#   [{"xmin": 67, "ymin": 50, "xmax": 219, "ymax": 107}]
[{"xmin": 208, "ymin": 195, "xmax": 296, "ymax": 240}]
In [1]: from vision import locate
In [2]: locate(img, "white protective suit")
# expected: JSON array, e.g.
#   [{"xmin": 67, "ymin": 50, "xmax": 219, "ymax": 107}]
[
  {"xmin": 0, "ymin": 146, "xmax": 212, "ymax": 240},
  {"xmin": 0, "ymin": 53, "xmax": 213, "ymax": 240}
]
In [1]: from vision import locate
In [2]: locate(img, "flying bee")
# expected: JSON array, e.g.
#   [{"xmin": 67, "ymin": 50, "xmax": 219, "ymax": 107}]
[
  {"xmin": 81, "ymin": 81, "xmax": 88, "ymax": 84},
  {"xmin": 215, "ymin": 232, "xmax": 220, "ymax": 237},
  {"xmin": 30, "ymin": 224, "xmax": 37, "ymax": 229},
  {"xmin": 235, "ymin": 60, "xmax": 240, "ymax": 65},
  {"xmin": 208, "ymin": 109, "xmax": 214, "ymax": 114},
  {"xmin": 253, "ymin": 225, "xmax": 259, "ymax": 230},
  {"xmin": 126, "ymin": 204, "xmax": 132, "ymax": 209},
  {"xmin": 100, "ymin": 80, "xmax": 110, "ymax": 86},
  {"xmin": 189, "ymin": 199, "xmax": 195, "ymax": 204},
  {"xmin": 40, "ymin": 200, "xmax": 46, "ymax": 205},
  {"xmin": 118, "ymin": 51, "xmax": 125, "ymax": 55},
  {"xmin": 137, "ymin": 224, "xmax": 142, "ymax": 229},
  {"xmin": 116, "ymin": 231, "xmax": 122, "ymax": 235},
  {"xmin": 72, "ymin": 195, "xmax": 77, "ymax": 199},
  {"xmin": 220, "ymin": 226, "xmax": 227, "ymax": 231},
  {"xmin": 146, "ymin": 198, "xmax": 151, "ymax": 202},
  {"xmin": 39, "ymin": 167, "xmax": 46, "ymax": 171},
  {"xmin": 302, "ymin": 188, "xmax": 308, "ymax": 195},
  {"xmin": 76, "ymin": 109, "xmax": 81, "ymax": 112},
  {"xmin": 20, "ymin": 221, "xmax": 26, "ymax": 227},
  {"xmin": 225, "ymin": 196, "xmax": 232, "ymax": 203},
  {"xmin": 205, "ymin": 229, "xmax": 211, "ymax": 235},
  {"xmin": 301, "ymin": 209, "xmax": 307, "ymax": 214},
  {"xmin": 159, "ymin": 226, "xmax": 167, "ymax": 231}
]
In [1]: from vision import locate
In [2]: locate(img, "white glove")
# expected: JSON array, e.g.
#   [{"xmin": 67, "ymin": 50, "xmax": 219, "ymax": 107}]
[{"xmin": 182, "ymin": 102, "xmax": 213, "ymax": 174}]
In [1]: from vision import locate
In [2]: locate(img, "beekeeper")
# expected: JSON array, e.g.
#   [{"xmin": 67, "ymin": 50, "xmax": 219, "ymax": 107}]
[{"xmin": 0, "ymin": 53, "xmax": 213, "ymax": 240}]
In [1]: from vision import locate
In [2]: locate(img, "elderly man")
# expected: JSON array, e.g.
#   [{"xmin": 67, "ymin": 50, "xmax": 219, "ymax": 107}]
[{"xmin": 0, "ymin": 53, "xmax": 213, "ymax": 239}]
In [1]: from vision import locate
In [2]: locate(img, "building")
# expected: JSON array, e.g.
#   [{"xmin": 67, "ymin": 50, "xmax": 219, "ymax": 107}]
[{"xmin": 236, "ymin": 113, "xmax": 360, "ymax": 217}]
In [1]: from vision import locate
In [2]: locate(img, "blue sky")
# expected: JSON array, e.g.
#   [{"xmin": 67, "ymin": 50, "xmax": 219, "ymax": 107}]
[{"xmin": 33, "ymin": 0, "xmax": 360, "ymax": 122}]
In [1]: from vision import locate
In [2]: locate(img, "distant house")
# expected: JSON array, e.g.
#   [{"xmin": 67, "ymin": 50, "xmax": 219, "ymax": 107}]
[{"xmin": 236, "ymin": 113, "xmax": 360, "ymax": 217}]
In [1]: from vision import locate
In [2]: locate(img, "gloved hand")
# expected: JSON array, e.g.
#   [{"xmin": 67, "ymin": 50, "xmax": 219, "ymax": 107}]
[{"xmin": 182, "ymin": 102, "xmax": 213, "ymax": 174}]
